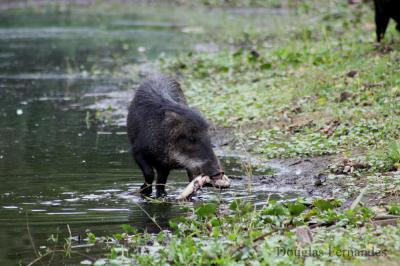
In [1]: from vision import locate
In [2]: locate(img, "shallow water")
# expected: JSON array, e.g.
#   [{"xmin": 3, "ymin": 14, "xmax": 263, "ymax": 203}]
[{"xmin": 0, "ymin": 5, "xmax": 298, "ymax": 264}]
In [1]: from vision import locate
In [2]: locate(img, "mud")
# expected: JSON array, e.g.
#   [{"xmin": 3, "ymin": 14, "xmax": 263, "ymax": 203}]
[{"xmin": 228, "ymin": 156, "xmax": 336, "ymax": 198}]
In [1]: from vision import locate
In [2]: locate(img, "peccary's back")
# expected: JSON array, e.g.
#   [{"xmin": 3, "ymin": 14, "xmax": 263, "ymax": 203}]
[
  {"xmin": 127, "ymin": 76, "xmax": 188, "ymax": 149},
  {"xmin": 134, "ymin": 76, "xmax": 187, "ymax": 108}
]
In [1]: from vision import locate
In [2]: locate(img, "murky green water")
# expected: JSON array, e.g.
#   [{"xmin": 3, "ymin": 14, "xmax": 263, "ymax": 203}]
[{"xmin": 0, "ymin": 5, "xmax": 299, "ymax": 265}]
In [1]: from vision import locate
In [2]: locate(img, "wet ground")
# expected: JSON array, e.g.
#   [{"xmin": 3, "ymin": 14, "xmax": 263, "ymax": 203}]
[{"xmin": 0, "ymin": 4, "xmax": 309, "ymax": 265}]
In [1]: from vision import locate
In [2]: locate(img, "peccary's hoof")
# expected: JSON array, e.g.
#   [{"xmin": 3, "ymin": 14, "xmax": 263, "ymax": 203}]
[
  {"xmin": 156, "ymin": 188, "xmax": 167, "ymax": 198},
  {"xmin": 140, "ymin": 183, "xmax": 152, "ymax": 197}
]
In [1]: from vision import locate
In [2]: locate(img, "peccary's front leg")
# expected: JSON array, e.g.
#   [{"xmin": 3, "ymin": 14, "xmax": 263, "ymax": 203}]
[
  {"xmin": 134, "ymin": 153, "xmax": 154, "ymax": 196},
  {"xmin": 186, "ymin": 168, "xmax": 194, "ymax": 182},
  {"xmin": 156, "ymin": 167, "xmax": 170, "ymax": 198}
]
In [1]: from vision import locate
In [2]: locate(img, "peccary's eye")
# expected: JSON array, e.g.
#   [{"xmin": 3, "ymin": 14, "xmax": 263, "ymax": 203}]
[{"xmin": 188, "ymin": 136, "xmax": 196, "ymax": 143}]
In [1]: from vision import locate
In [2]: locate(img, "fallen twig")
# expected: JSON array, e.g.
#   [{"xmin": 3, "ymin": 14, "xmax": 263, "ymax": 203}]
[
  {"xmin": 26, "ymin": 212, "xmax": 39, "ymax": 258},
  {"xmin": 373, "ymin": 215, "xmax": 400, "ymax": 220},
  {"xmin": 350, "ymin": 186, "xmax": 368, "ymax": 210},
  {"xmin": 371, "ymin": 218, "xmax": 400, "ymax": 226},
  {"xmin": 131, "ymin": 201, "xmax": 163, "ymax": 231}
]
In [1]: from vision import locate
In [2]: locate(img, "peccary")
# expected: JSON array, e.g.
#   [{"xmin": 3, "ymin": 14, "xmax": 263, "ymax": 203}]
[
  {"xmin": 127, "ymin": 76, "xmax": 223, "ymax": 198},
  {"xmin": 374, "ymin": 0, "xmax": 400, "ymax": 42}
]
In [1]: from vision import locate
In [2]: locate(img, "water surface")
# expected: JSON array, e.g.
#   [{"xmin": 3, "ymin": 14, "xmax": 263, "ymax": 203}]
[{"xmin": 0, "ymin": 5, "xmax": 298, "ymax": 264}]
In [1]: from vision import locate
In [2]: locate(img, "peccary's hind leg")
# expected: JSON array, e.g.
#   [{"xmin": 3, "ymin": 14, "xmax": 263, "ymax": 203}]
[
  {"xmin": 155, "ymin": 167, "xmax": 170, "ymax": 198},
  {"xmin": 134, "ymin": 153, "xmax": 155, "ymax": 196}
]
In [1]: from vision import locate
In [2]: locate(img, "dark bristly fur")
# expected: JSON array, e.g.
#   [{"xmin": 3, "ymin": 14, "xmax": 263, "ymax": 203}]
[
  {"xmin": 127, "ymin": 75, "xmax": 222, "ymax": 197},
  {"xmin": 374, "ymin": 0, "xmax": 400, "ymax": 42}
]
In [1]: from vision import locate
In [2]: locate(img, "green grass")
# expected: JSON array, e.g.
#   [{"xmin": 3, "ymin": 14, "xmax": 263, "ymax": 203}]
[
  {"xmin": 35, "ymin": 198, "xmax": 400, "ymax": 265},
  {"xmin": 158, "ymin": 0, "xmax": 400, "ymax": 168}
]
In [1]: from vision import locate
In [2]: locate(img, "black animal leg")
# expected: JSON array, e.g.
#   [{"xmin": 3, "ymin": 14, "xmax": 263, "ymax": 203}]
[
  {"xmin": 156, "ymin": 168, "xmax": 170, "ymax": 198},
  {"xmin": 375, "ymin": 11, "xmax": 390, "ymax": 42},
  {"xmin": 186, "ymin": 168, "xmax": 194, "ymax": 182},
  {"xmin": 134, "ymin": 153, "xmax": 155, "ymax": 196}
]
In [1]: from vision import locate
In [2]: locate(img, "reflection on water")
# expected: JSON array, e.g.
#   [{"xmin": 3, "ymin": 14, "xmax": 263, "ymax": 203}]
[
  {"xmin": 0, "ymin": 5, "xmax": 298, "ymax": 265},
  {"xmin": 0, "ymin": 6, "xmax": 192, "ymax": 264}
]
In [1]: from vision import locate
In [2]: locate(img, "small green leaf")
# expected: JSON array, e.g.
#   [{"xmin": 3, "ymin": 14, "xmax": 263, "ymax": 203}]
[
  {"xmin": 287, "ymin": 202, "xmax": 307, "ymax": 216},
  {"xmin": 229, "ymin": 199, "xmax": 241, "ymax": 211},
  {"xmin": 209, "ymin": 217, "xmax": 220, "ymax": 227},
  {"xmin": 262, "ymin": 202, "xmax": 289, "ymax": 216},
  {"xmin": 113, "ymin": 233, "xmax": 123, "ymax": 241},
  {"xmin": 196, "ymin": 203, "xmax": 217, "ymax": 218},
  {"xmin": 109, "ymin": 248, "xmax": 117, "ymax": 259},
  {"xmin": 169, "ymin": 216, "xmax": 188, "ymax": 229},
  {"xmin": 388, "ymin": 203, "xmax": 400, "ymax": 215},
  {"xmin": 121, "ymin": 224, "xmax": 136, "ymax": 234},
  {"xmin": 87, "ymin": 232, "xmax": 96, "ymax": 244},
  {"xmin": 313, "ymin": 199, "xmax": 335, "ymax": 211},
  {"xmin": 260, "ymin": 62, "xmax": 272, "ymax": 70}
]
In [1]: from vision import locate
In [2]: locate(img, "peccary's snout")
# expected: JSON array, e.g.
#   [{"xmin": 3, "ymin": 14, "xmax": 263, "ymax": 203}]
[{"xmin": 201, "ymin": 157, "xmax": 224, "ymax": 178}]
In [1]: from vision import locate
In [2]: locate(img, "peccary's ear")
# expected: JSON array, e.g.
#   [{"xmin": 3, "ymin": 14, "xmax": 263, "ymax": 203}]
[
  {"xmin": 164, "ymin": 111, "xmax": 182, "ymax": 125},
  {"xmin": 190, "ymin": 107, "xmax": 210, "ymax": 129},
  {"xmin": 164, "ymin": 111, "xmax": 184, "ymax": 138}
]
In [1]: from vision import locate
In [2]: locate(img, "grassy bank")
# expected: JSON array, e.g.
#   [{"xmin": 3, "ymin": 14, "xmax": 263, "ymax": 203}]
[
  {"xmin": 160, "ymin": 1, "xmax": 399, "ymax": 167},
  {"xmin": 36, "ymin": 198, "xmax": 400, "ymax": 265}
]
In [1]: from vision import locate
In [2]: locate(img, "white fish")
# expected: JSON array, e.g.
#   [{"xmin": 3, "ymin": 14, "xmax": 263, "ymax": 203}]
[{"xmin": 177, "ymin": 175, "xmax": 231, "ymax": 200}]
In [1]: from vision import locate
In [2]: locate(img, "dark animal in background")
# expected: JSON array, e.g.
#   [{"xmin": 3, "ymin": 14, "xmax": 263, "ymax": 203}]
[
  {"xmin": 127, "ymin": 76, "xmax": 223, "ymax": 198},
  {"xmin": 373, "ymin": 0, "xmax": 400, "ymax": 42}
]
